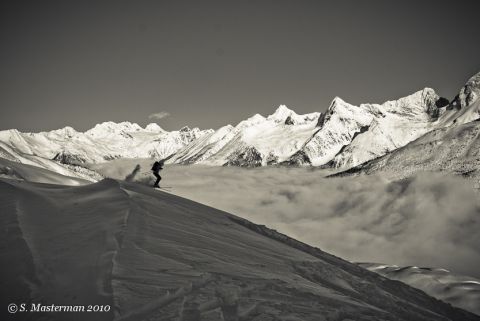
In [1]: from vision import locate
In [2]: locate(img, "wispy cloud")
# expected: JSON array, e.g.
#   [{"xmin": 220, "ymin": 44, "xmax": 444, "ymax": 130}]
[{"xmin": 148, "ymin": 111, "xmax": 170, "ymax": 120}]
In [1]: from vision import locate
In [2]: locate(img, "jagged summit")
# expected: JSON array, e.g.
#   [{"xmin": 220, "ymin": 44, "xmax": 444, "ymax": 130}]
[
  {"xmin": 452, "ymin": 71, "xmax": 480, "ymax": 108},
  {"xmin": 436, "ymin": 72, "xmax": 480, "ymax": 127},
  {"xmin": 330, "ymin": 96, "xmax": 348, "ymax": 106},
  {"xmin": 317, "ymin": 96, "xmax": 357, "ymax": 128},
  {"xmin": 267, "ymin": 104, "xmax": 296, "ymax": 122}
]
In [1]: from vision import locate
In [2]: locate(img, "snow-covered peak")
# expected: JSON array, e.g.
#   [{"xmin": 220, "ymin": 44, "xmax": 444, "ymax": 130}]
[
  {"xmin": 452, "ymin": 71, "xmax": 480, "ymax": 108},
  {"xmin": 236, "ymin": 114, "xmax": 266, "ymax": 129},
  {"xmin": 327, "ymin": 97, "xmax": 356, "ymax": 112},
  {"xmin": 317, "ymin": 96, "xmax": 360, "ymax": 128},
  {"xmin": 330, "ymin": 96, "xmax": 347, "ymax": 106},
  {"xmin": 177, "ymin": 126, "xmax": 212, "ymax": 137},
  {"xmin": 47, "ymin": 126, "xmax": 78, "ymax": 137},
  {"xmin": 179, "ymin": 126, "xmax": 192, "ymax": 133},
  {"xmin": 265, "ymin": 105, "xmax": 321, "ymax": 126},
  {"xmin": 379, "ymin": 88, "xmax": 439, "ymax": 119},
  {"xmin": 144, "ymin": 123, "xmax": 165, "ymax": 132},
  {"xmin": 267, "ymin": 105, "xmax": 296, "ymax": 122},
  {"xmin": 86, "ymin": 121, "xmax": 143, "ymax": 137},
  {"xmin": 386, "ymin": 88, "xmax": 437, "ymax": 107},
  {"xmin": 434, "ymin": 71, "xmax": 480, "ymax": 127}
]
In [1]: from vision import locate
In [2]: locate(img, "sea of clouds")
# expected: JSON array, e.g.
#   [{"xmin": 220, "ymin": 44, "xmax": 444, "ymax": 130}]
[{"xmin": 94, "ymin": 160, "xmax": 480, "ymax": 278}]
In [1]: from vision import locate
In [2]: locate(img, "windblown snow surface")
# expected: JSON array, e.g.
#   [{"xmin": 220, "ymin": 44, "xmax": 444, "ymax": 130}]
[
  {"xmin": 1, "ymin": 167, "xmax": 479, "ymax": 320},
  {"xmin": 0, "ymin": 158, "xmax": 90, "ymax": 186},
  {"xmin": 359, "ymin": 263, "xmax": 480, "ymax": 316}
]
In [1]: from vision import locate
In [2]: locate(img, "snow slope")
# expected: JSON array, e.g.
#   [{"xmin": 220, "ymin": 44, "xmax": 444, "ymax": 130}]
[
  {"xmin": 326, "ymin": 89, "xmax": 440, "ymax": 168},
  {"xmin": 436, "ymin": 95, "xmax": 480, "ymax": 127},
  {"xmin": 330, "ymin": 71, "xmax": 480, "ymax": 179},
  {"xmin": 359, "ymin": 263, "xmax": 480, "ymax": 316},
  {"xmin": 451, "ymin": 71, "xmax": 480, "ymax": 109},
  {"xmin": 0, "ymin": 142, "xmax": 102, "ymax": 182},
  {"xmin": 327, "ymin": 72, "xmax": 480, "ymax": 168},
  {"xmin": 1, "ymin": 174, "xmax": 478, "ymax": 321},
  {"xmin": 332, "ymin": 115, "xmax": 480, "ymax": 181},
  {"xmin": 0, "ymin": 157, "xmax": 91, "ymax": 186}
]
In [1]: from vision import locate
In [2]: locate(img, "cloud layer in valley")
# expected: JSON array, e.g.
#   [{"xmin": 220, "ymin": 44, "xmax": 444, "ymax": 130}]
[{"xmin": 93, "ymin": 161, "xmax": 480, "ymax": 278}]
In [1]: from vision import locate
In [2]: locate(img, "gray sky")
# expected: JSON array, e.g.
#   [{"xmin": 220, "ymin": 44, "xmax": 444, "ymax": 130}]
[{"xmin": 1, "ymin": 0, "xmax": 479, "ymax": 132}]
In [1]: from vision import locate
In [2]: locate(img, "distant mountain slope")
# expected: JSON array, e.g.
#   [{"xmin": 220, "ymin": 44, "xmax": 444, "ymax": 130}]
[
  {"xmin": 328, "ymin": 72, "xmax": 480, "ymax": 169},
  {"xmin": 0, "ymin": 157, "xmax": 91, "ymax": 185},
  {"xmin": 0, "ymin": 142, "xmax": 102, "ymax": 182},
  {"xmin": 168, "ymin": 105, "xmax": 321, "ymax": 166},
  {"xmin": 359, "ymin": 263, "xmax": 480, "ymax": 316},
  {"xmin": 331, "ymin": 117, "xmax": 480, "ymax": 181},
  {"xmin": 0, "ymin": 174, "xmax": 478, "ymax": 320},
  {"xmin": 330, "ymin": 71, "xmax": 480, "ymax": 179},
  {"xmin": 304, "ymin": 88, "xmax": 440, "ymax": 167},
  {"xmin": 169, "ymin": 87, "xmax": 449, "ymax": 167}
]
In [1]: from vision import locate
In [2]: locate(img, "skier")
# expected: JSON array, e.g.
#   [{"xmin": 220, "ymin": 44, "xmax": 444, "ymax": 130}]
[{"xmin": 151, "ymin": 160, "xmax": 164, "ymax": 188}]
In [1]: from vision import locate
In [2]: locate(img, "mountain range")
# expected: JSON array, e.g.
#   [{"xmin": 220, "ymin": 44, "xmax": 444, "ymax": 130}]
[{"xmin": 1, "ymin": 71, "xmax": 479, "ymax": 178}]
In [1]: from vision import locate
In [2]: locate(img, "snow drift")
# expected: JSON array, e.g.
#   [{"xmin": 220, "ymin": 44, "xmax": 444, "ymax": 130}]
[{"xmin": 359, "ymin": 263, "xmax": 480, "ymax": 316}]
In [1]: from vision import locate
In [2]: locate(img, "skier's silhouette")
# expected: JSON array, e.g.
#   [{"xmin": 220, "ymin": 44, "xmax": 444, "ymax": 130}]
[{"xmin": 151, "ymin": 160, "xmax": 164, "ymax": 188}]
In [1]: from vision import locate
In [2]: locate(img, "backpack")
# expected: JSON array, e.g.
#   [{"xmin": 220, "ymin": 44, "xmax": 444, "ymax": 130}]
[{"xmin": 152, "ymin": 161, "xmax": 162, "ymax": 171}]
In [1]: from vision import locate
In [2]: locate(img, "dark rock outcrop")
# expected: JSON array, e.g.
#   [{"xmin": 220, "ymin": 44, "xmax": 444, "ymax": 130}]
[
  {"xmin": 281, "ymin": 150, "xmax": 311, "ymax": 166},
  {"xmin": 53, "ymin": 151, "xmax": 87, "ymax": 165},
  {"xmin": 223, "ymin": 147, "xmax": 263, "ymax": 167},
  {"xmin": 284, "ymin": 116, "xmax": 295, "ymax": 125}
]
